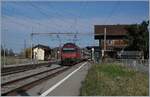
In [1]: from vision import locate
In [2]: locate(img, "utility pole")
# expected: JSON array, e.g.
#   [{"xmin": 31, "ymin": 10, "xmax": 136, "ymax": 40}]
[
  {"xmin": 30, "ymin": 27, "xmax": 33, "ymax": 63},
  {"xmin": 56, "ymin": 34, "xmax": 61, "ymax": 60},
  {"xmin": 3, "ymin": 29, "xmax": 7, "ymax": 67},
  {"xmin": 30, "ymin": 34, "xmax": 32, "ymax": 61},
  {"xmin": 102, "ymin": 27, "xmax": 106, "ymax": 62},
  {"xmin": 104, "ymin": 27, "xmax": 106, "ymax": 55},
  {"xmin": 74, "ymin": 17, "xmax": 78, "ymax": 44},
  {"xmin": 24, "ymin": 39, "xmax": 26, "ymax": 58},
  {"xmin": 3, "ymin": 42, "xmax": 5, "ymax": 67}
]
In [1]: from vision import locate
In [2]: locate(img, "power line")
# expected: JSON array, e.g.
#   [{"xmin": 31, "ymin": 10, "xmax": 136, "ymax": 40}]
[
  {"xmin": 3, "ymin": 6, "xmax": 61, "ymax": 32},
  {"xmin": 48, "ymin": 2, "xmax": 87, "ymax": 28},
  {"xmin": 2, "ymin": 15, "xmax": 32, "ymax": 28},
  {"xmin": 30, "ymin": 2, "xmax": 90, "ymax": 34},
  {"xmin": 45, "ymin": 2, "xmax": 88, "ymax": 44},
  {"xmin": 104, "ymin": 1, "xmax": 120, "ymax": 25},
  {"xmin": 31, "ymin": 32, "xmax": 94, "ymax": 35},
  {"xmin": 4, "ymin": 4, "xmax": 92, "ymax": 34},
  {"xmin": 29, "ymin": 3, "xmax": 70, "ymax": 33},
  {"xmin": 31, "ymin": 4, "xmax": 92, "ymax": 44},
  {"xmin": 29, "ymin": 3, "xmax": 78, "ymax": 44},
  {"xmin": 35, "ymin": 3, "xmax": 79, "ymax": 26}
]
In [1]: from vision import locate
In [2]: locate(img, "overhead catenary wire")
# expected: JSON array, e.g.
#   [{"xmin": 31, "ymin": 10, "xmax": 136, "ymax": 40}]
[
  {"xmin": 29, "ymin": 2, "xmax": 95, "ymax": 45},
  {"xmin": 4, "ymin": 2, "xmax": 123, "ymax": 50},
  {"xmin": 2, "ymin": 15, "xmax": 33, "ymax": 29},
  {"xmin": 103, "ymin": 1, "xmax": 120, "ymax": 25},
  {"xmin": 3, "ymin": 4, "xmax": 66, "ymax": 48},
  {"xmin": 32, "ymin": 2, "xmax": 82, "ymax": 29},
  {"xmin": 29, "ymin": 3, "xmax": 70, "ymax": 33},
  {"xmin": 30, "ymin": 2, "xmax": 91, "ymax": 39},
  {"xmin": 29, "ymin": 3, "xmax": 75, "ymax": 44},
  {"xmin": 48, "ymin": 2, "xmax": 89, "ymax": 28},
  {"xmin": 3, "ymin": 6, "xmax": 61, "ymax": 33},
  {"xmin": 4, "ymin": 3, "xmax": 76, "ymax": 35},
  {"xmin": 48, "ymin": 2, "xmax": 85, "ymax": 44}
]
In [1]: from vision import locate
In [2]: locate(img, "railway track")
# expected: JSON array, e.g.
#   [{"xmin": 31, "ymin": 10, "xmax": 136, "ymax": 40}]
[
  {"xmin": 1, "ymin": 66, "xmax": 70, "ymax": 96},
  {"xmin": 1, "ymin": 61, "xmax": 59, "ymax": 76}
]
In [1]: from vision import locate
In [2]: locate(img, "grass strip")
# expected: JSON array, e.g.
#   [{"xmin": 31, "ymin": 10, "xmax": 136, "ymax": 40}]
[{"xmin": 80, "ymin": 63, "xmax": 149, "ymax": 96}]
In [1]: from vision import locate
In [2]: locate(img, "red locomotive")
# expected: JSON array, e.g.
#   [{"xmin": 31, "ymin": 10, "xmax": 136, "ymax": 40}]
[{"xmin": 61, "ymin": 43, "xmax": 81, "ymax": 65}]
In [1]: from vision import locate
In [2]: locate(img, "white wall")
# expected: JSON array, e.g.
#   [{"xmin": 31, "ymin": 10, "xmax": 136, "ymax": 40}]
[{"xmin": 33, "ymin": 48, "xmax": 45, "ymax": 60}]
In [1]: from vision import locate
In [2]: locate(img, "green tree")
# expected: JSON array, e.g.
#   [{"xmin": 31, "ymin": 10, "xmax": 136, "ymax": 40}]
[{"xmin": 125, "ymin": 21, "xmax": 149, "ymax": 58}]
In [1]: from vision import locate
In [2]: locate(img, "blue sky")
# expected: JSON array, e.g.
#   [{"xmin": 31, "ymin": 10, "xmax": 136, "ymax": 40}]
[{"xmin": 1, "ymin": 1, "xmax": 149, "ymax": 53}]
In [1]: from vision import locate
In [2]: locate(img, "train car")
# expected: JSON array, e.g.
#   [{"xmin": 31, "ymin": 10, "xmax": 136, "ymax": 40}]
[{"xmin": 61, "ymin": 43, "xmax": 81, "ymax": 66}]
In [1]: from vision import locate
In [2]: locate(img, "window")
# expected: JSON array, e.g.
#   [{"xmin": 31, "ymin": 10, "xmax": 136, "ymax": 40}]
[
  {"xmin": 107, "ymin": 40, "xmax": 112, "ymax": 45},
  {"xmin": 62, "ymin": 48, "xmax": 76, "ymax": 53}
]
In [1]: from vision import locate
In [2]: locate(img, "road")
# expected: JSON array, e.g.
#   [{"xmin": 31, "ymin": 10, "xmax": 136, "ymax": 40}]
[{"xmin": 26, "ymin": 61, "xmax": 91, "ymax": 96}]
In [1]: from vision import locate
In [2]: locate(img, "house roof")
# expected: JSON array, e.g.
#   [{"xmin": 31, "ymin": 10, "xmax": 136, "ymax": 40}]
[
  {"xmin": 94, "ymin": 25, "xmax": 128, "ymax": 36},
  {"xmin": 33, "ymin": 44, "xmax": 51, "ymax": 50}
]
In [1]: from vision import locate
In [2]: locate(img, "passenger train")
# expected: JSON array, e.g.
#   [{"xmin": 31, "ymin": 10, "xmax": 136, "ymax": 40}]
[{"xmin": 61, "ymin": 43, "xmax": 82, "ymax": 66}]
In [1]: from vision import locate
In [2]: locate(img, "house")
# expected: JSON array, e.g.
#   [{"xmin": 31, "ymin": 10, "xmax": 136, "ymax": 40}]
[
  {"xmin": 33, "ymin": 44, "xmax": 51, "ymax": 61},
  {"xmin": 94, "ymin": 25, "xmax": 129, "ymax": 58}
]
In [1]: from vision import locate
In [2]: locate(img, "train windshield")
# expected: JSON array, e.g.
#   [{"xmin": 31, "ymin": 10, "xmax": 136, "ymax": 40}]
[{"xmin": 62, "ymin": 48, "xmax": 76, "ymax": 53}]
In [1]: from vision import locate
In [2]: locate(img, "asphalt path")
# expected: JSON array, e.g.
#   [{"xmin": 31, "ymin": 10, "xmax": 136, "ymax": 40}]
[{"xmin": 26, "ymin": 61, "xmax": 91, "ymax": 96}]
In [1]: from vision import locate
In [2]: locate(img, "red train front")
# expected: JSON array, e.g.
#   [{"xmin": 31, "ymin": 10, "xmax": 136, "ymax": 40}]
[{"xmin": 61, "ymin": 43, "xmax": 81, "ymax": 66}]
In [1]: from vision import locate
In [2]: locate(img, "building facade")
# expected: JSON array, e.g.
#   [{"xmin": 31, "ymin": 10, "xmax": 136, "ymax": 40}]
[
  {"xmin": 94, "ymin": 25, "xmax": 128, "ymax": 58},
  {"xmin": 33, "ymin": 44, "xmax": 51, "ymax": 61}
]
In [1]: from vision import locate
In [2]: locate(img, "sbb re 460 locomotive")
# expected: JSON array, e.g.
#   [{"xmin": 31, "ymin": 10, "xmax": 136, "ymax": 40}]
[{"xmin": 61, "ymin": 43, "xmax": 81, "ymax": 66}]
